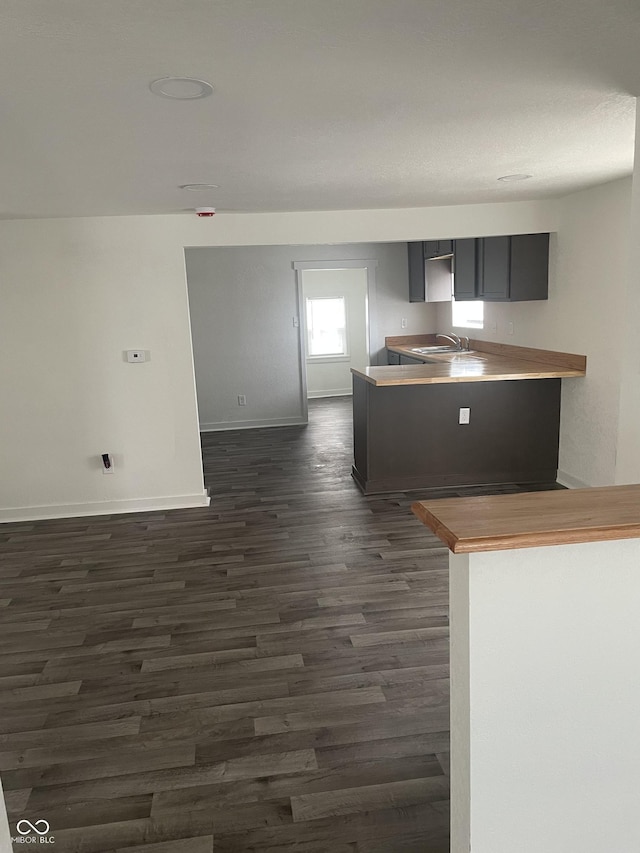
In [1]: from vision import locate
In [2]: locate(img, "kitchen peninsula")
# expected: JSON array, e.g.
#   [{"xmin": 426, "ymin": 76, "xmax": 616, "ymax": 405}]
[
  {"xmin": 411, "ymin": 485, "xmax": 640, "ymax": 853},
  {"xmin": 351, "ymin": 336, "xmax": 586, "ymax": 494}
]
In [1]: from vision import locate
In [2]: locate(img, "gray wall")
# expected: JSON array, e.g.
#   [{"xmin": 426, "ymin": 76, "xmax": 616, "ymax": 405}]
[{"xmin": 186, "ymin": 242, "xmax": 435, "ymax": 429}]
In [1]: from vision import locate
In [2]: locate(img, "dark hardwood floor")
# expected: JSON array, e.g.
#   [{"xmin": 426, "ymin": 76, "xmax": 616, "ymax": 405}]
[{"xmin": 0, "ymin": 397, "xmax": 561, "ymax": 852}]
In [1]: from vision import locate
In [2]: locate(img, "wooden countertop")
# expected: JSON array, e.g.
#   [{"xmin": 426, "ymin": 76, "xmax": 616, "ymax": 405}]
[
  {"xmin": 412, "ymin": 485, "xmax": 640, "ymax": 553},
  {"xmin": 351, "ymin": 336, "xmax": 586, "ymax": 386}
]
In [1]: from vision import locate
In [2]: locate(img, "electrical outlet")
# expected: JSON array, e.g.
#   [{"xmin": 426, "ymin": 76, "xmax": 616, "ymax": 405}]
[
  {"xmin": 490, "ymin": 320, "xmax": 498, "ymax": 333},
  {"xmin": 401, "ymin": 318, "xmax": 408, "ymax": 329},
  {"xmin": 237, "ymin": 395, "xmax": 247, "ymax": 406},
  {"xmin": 459, "ymin": 407, "xmax": 470, "ymax": 425},
  {"xmin": 508, "ymin": 321, "xmax": 514, "ymax": 336},
  {"xmin": 292, "ymin": 317, "xmax": 299, "ymax": 328}
]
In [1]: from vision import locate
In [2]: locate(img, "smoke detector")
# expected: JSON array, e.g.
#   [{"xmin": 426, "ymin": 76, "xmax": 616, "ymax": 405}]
[{"xmin": 195, "ymin": 207, "xmax": 216, "ymax": 217}]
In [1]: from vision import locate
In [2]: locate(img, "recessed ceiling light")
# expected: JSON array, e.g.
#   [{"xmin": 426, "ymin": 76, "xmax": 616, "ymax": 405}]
[
  {"xmin": 149, "ymin": 77, "xmax": 214, "ymax": 99},
  {"xmin": 180, "ymin": 183, "xmax": 220, "ymax": 192},
  {"xmin": 497, "ymin": 174, "xmax": 533, "ymax": 182}
]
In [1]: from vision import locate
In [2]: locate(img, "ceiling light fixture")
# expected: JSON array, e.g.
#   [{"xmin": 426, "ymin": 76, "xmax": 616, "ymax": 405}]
[
  {"xmin": 149, "ymin": 77, "xmax": 214, "ymax": 99},
  {"xmin": 180, "ymin": 183, "xmax": 220, "ymax": 192},
  {"xmin": 497, "ymin": 174, "xmax": 533, "ymax": 182}
]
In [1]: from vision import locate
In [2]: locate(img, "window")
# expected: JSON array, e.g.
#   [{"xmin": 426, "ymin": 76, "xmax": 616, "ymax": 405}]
[
  {"xmin": 306, "ymin": 296, "xmax": 348, "ymax": 357},
  {"xmin": 451, "ymin": 298, "xmax": 484, "ymax": 329}
]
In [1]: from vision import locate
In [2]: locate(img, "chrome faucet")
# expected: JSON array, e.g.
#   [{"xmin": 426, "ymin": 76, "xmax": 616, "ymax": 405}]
[{"xmin": 436, "ymin": 333, "xmax": 462, "ymax": 350}]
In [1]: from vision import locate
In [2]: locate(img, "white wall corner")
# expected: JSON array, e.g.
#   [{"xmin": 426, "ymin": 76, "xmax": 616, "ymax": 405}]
[
  {"xmin": 556, "ymin": 470, "xmax": 591, "ymax": 489},
  {"xmin": 0, "ymin": 779, "xmax": 11, "ymax": 853}
]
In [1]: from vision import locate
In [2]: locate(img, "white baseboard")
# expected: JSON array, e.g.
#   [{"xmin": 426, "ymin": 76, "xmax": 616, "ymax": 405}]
[
  {"xmin": 0, "ymin": 492, "xmax": 210, "ymax": 524},
  {"xmin": 307, "ymin": 389, "xmax": 352, "ymax": 399},
  {"xmin": 557, "ymin": 470, "xmax": 590, "ymax": 489},
  {"xmin": 200, "ymin": 417, "xmax": 307, "ymax": 432}
]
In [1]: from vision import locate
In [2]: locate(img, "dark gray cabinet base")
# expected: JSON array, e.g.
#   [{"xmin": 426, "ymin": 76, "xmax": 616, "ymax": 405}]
[{"xmin": 352, "ymin": 376, "xmax": 561, "ymax": 494}]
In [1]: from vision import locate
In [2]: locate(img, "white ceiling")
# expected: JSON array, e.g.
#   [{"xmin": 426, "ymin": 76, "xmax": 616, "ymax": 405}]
[{"xmin": 1, "ymin": 0, "xmax": 638, "ymax": 219}]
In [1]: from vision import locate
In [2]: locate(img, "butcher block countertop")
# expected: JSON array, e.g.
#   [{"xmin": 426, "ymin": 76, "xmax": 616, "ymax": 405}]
[
  {"xmin": 412, "ymin": 484, "xmax": 640, "ymax": 553},
  {"xmin": 351, "ymin": 336, "xmax": 586, "ymax": 386}
]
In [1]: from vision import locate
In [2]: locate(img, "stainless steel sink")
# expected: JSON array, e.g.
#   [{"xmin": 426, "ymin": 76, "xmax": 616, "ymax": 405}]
[
  {"xmin": 411, "ymin": 346, "xmax": 477, "ymax": 356},
  {"xmin": 411, "ymin": 346, "xmax": 460, "ymax": 354},
  {"xmin": 412, "ymin": 349, "xmax": 486, "ymax": 364}
]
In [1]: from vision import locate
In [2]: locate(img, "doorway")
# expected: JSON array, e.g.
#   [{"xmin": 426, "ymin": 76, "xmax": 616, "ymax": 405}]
[{"xmin": 294, "ymin": 261, "xmax": 376, "ymax": 403}]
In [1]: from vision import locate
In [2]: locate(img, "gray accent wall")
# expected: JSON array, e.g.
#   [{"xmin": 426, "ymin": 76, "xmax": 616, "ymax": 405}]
[{"xmin": 186, "ymin": 242, "xmax": 434, "ymax": 430}]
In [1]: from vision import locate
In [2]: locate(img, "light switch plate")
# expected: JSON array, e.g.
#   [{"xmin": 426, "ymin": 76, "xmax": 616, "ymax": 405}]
[{"xmin": 459, "ymin": 407, "xmax": 470, "ymax": 425}]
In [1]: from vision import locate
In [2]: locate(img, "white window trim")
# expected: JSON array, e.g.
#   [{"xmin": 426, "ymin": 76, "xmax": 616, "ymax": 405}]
[
  {"xmin": 305, "ymin": 294, "xmax": 349, "ymax": 359},
  {"xmin": 305, "ymin": 355, "xmax": 352, "ymax": 364}
]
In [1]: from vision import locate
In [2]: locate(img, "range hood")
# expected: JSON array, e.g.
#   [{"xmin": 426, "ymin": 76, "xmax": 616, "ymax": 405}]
[{"xmin": 425, "ymin": 256, "xmax": 454, "ymax": 302}]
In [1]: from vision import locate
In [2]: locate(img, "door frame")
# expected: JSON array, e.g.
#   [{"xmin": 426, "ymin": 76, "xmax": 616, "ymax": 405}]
[{"xmin": 293, "ymin": 259, "xmax": 378, "ymax": 421}]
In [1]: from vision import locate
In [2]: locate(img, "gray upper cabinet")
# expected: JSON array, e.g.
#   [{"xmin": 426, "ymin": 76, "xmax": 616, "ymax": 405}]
[
  {"xmin": 408, "ymin": 242, "xmax": 454, "ymax": 302},
  {"xmin": 480, "ymin": 236, "xmax": 511, "ymax": 299},
  {"xmin": 424, "ymin": 239, "xmax": 453, "ymax": 259},
  {"xmin": 453, "ymin": 233, "xmax": 550, "ymax": 301},
  {"xmin": 452, "ymin": 238, "xmax": 477, "ymax": 299},
  {"xmin": 408, "ymin": 242, "xmax": 426, "ymax": 302}
]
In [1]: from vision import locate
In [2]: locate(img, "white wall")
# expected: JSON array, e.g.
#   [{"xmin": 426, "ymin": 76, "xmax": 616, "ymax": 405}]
[
  {"xmin": 0, "ymin": 217, "xmax": 208, "ymax": 521},
  {"xmin": 451, "ymin": 539, "xmax": 640, "ymax": 853},
  {"xmin": 185, "ymin": 242, "xmax": 433, "ymax": 429},
  {"xmin": 0, "ymin": 779, "xmax": 10, "ymax": 851},
  {"xmin": 438, "ymin": 178, "xmax": 632, "ymax": 487},
  {"xmin": 615, "ymin": 109, "xmax": 640, "ymax": 483},
  {"xmin": 0, "ymin": 199, "xmax": 558, "ymax": 520}
]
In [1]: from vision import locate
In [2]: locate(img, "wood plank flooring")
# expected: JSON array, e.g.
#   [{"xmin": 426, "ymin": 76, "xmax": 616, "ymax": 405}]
[{"xmin": 0, "ymin": 397, "xmax": 561, "ymax": 851}]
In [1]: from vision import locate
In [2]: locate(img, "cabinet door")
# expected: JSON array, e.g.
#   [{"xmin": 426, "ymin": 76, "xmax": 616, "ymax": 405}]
[
  {"xmin": 424, "ymin": 239, "xmax": 453, "ymax": 258},
  {"xmin": 480, "ymin": 236, "xmax": 510, "ymax": 299},
  {"xmin": 423, "ymin": 240, "xmax": 439, "ymax": 259},
  {"xmin": 387, "ymin": 350, "xmax": 401, "ymax": 365},
  {"xmin": 399, "ymin": 354, "xmax": 424, "ymax": 365},
  {"xmin": 453, "ymin": 239, "xmax": 477, "ymax": 300},
  {"xmin": 408, "ymin": 242, "xmax": 426, "ymax": 302},
  {"xmin": 509, "ymin": 234, "xmax": 549, "ymax": 301}
]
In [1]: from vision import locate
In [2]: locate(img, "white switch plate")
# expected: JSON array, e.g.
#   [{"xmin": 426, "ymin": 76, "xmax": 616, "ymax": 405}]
[
  {"xmin": 459, "ymin": 407, "xmax": 470, "ymax": 425},
  {"xmin": 238, "ymin": 395, "xmax": 247, "ymax": 406},
  {"xmin": 401, "ymin": 318, "xmax": 408, "ymax": 329},
  {"xmin": 293, "ymin": 317, "xmax": 300, "ymax": 327},
  {"xmin": 507, "ymin": 322, "xmax": 514, "ymax": 336},
  {"xmin": 127, "ymin": 350, "xmax": 146, "ymax": 363},
  {"xmin": 102, "ymin": 453, "xmax": 114, "ymax": 474}
]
